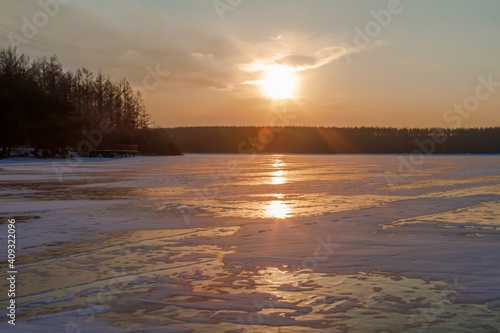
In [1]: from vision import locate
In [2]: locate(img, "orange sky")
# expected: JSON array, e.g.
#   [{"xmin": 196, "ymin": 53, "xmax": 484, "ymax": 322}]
[{"xmin": 1, "ymin": 0, "xmax": 500, "ymax": 127}]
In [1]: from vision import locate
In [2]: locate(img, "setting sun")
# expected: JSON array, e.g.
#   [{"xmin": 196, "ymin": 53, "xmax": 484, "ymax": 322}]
[{"xmin": 260, "ymin": 67, "xmax": 298, "ymax": 100}]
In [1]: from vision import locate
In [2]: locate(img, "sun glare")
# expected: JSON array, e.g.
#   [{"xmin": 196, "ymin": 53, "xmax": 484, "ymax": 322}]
[
  {"xmin": 260, "ymin": 67, "xmax": 298, "ymax": 100},
  {"xmin": 270, "ymin": 170, "xmax": 286, "ymax": 184},
  {"xmin": 266, "ymin": 201, "xmax": 290, "ymax": 219}
]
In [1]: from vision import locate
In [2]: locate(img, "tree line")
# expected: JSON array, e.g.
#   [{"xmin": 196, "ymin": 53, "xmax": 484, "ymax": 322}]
[
  {"xmin": 0, "ymin": 47, "xmax": 180, "ymax": 157},
  {"xmin": 166, "ymin": 126, "xmax": 500, "ymax": 154},
  {"xmin": 2, "ymin": 46, "xmax": 498, "ymax": 157}
]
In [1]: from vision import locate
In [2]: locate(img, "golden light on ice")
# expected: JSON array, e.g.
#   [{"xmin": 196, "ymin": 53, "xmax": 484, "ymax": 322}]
[
  {"xmin": 266, "ymin": 201, "xmax": 290, "ymax": 219},
  {"xmin": 260, "ymin": 67, "xmax": 298, "ymax": 100},
  {"xmin": 272, "ymin": 159, "xmax": 284, "ymax": 168},
  {"xmin": 270, "ymin": 170, "xmax": 286, "ymax": 184}
]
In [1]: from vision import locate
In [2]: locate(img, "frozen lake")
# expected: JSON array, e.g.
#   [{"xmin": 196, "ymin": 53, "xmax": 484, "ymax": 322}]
[{"xmin": 1, "ymin": 154, "xmax": 500, "ymax": 332}]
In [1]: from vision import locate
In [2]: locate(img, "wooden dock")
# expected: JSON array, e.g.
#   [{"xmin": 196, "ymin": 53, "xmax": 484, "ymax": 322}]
[{"xmin": 89, "ymin": 144, "xmax": 139, "ymax": 157}]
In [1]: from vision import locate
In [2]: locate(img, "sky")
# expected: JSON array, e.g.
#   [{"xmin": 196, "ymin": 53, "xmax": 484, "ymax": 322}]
[{"xmin": 1, "ymin": 0, "xmax": 499, "ymax": 128}]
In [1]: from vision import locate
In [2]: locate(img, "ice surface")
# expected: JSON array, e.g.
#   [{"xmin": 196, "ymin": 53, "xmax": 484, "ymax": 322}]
[{"xmin": 1, "ymin": 155, "xmax": 500, "ymax": 332}]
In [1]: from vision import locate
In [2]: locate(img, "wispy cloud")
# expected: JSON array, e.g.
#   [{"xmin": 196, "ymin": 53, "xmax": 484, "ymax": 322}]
[
  {"xmin": 191, "ymin": 52, "xmax": 214, "ymax": 59},
  {"xmin": 242, "ymin": 44, "xmax": 361, "ymax": 73}
]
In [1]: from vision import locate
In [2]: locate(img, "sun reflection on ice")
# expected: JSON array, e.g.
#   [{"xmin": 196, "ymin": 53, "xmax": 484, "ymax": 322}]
[
  {"xmin": 270, "ymin": 170, "xmax": 286, "ymax": 184},
  {"xmin": 270, "ymin": 156, "xmax": 287, "ymax": 185},
  {"xmin": 266, "ymin": 200, "xmax": 290, "ymax": 219},
  {"xmin": 272, "ymin": 157, "xmax": 285, "ymax": 168},
  {"xmin": 267, "ymin": 156, "xmax": 291, "ymax": 218}
]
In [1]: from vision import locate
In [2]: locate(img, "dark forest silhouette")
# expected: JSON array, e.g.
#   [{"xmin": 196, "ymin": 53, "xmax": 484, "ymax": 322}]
[
  {"xmin": 0, "ymin": 47, "xmax": 180, "ymax": 157},
  {"xmin": 166, "ymin": 126, "xmax": 500, "ymax": 154}
]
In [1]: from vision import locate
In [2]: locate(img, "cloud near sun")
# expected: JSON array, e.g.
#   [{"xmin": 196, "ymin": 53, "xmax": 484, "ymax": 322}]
[
  {"xmin": 241, "ymin": 44, "xmax": 360, "ymax": 99},
  {"xmin": 242, "ymin": 44, "xmax": 358, "ymax": 74}
]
